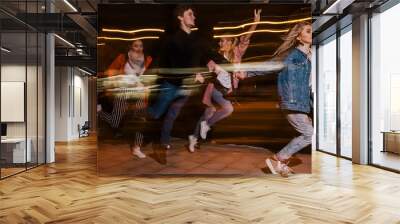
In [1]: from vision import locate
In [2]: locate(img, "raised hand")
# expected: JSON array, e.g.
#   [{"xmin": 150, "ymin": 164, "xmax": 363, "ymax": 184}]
[{"xmin": 254, "ymin": 9, "xmax": 262, "ymax": 23}]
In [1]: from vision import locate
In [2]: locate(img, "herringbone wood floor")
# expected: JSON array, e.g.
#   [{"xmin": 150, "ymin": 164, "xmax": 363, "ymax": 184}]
[{"xmin": 1, "ymin": 136, "xmax": 400, "ymax": 223}]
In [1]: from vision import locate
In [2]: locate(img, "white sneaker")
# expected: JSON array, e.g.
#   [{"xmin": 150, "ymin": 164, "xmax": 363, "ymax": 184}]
[
  {"xmin": 132, "ymin": 146, "xmax": 146, "ymax": 159},
  {"xmin": 265, "ymin": 157, "xmax": 282, "ymax": 175},
  {"xmin": 279, "ymin": 163, "xmax": 294, "ymax": 177},
  {"xmin": 265, "ymin": 157, "xmax": 293, "ymax": 177},
  {"xmin": 162, "ymin": 144, "xmax": 171, "ymax": 150},
  {"xmin": 188, "ymin": 135, "xmax": 198, "ymax": 153},
  {"xmin": 97, "ymin": 104, "xmax": 102, "ymax": 112},
  {"xmin": 200, "ymin": 121, "xmax": 210, "ymax": 139}
]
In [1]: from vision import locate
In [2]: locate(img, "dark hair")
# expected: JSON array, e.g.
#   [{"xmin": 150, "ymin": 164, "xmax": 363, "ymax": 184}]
[
  {"xmin": 127, "ymin": 39, "xmax": 142, "ymax": 51},
  {"xmin": 173, "ymin": 4, "xmax": 193, "ymax": 20}
]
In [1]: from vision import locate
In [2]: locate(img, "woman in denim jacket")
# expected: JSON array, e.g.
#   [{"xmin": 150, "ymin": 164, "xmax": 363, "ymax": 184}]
[{"xmin": 265, "ymin": 21, "xmax": 313, "ymax": 177}]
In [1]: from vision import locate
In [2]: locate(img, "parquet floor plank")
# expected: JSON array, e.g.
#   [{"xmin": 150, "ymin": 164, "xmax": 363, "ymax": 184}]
[{"xmin": 1, "ymin": 136, "xmax": 400, "ymax": 223}]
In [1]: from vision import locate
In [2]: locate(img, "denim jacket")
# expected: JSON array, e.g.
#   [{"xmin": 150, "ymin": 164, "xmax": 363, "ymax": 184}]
[{"xmin": 277, "ymin": 48, "xmax": 311, "ymax": 113}]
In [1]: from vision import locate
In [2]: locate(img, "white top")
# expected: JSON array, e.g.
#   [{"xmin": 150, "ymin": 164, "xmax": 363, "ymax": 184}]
[
  {"xmin": 216, "ymin": 70, "xmax": 232, "ymax": 89},
  {"xmin": 124, "ymin": 62, "xmax": 144, "ymax": 76},
  {"xmin": 216, "ymin": 56, "xmax": 232, "ymax": 89},
  {"xmin": 124, "ymin": 51, "xmax": 145, "ymax": 75}
]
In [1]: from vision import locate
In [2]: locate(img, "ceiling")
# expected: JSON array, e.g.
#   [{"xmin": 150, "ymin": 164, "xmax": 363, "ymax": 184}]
[{"xmin": 0, "ymin": 0, "xmax": 391, "ymax": 72}]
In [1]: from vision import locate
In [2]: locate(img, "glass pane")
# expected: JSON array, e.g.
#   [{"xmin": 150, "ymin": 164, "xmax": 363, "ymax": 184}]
[
  {"xmin": 1, "ymin": 30, "xmax": 27, "ymax": 177},
  {"xmin": 318, "ymin": 36, "xmax": 337, "ymax": 154},
  {"xmin": 38, "ymin": 32, "xmax": 45, "ymax": 165},
  {"xmin": 371, "ymin": 3, "xmax": 400, "ymax": 171},
  {"xmin": 27, "ymin": 30, "xmax": 38, "ymax": 169},
  {"xmin": 339, "ymin": 28, "xmax": 352, "ymax": 158}
]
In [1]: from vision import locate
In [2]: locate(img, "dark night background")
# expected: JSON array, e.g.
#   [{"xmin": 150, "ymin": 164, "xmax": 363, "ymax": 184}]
[{"xmin": 97, "ymin": 3, "xmax": 311, "ymax": 153}]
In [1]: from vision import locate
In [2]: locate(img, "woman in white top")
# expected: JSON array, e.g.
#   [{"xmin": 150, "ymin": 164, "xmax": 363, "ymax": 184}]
[
  {"xmin": 125, "ymin": 40, "xmax": 153, "ymax": 159},
  {"xmin": 124, "ymin": 40, "xmax": 147, "ymax": 76},
  {"xmin": 188, "ymin": 9, "xmax": 262, "ymax": 152}
]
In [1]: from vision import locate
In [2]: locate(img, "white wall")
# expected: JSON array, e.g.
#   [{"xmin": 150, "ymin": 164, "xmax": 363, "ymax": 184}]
[
  {"xmin": 1, "ymin": 65, "xmax": 26, "ymax": 139},
  {"xmin": 0, "ymin": 65, "xmax": 42, "ymax": 138},
  {"xmin": 55, "ymin": 66, "xmax": 70, "ymax": 141},
  {"xmin": 74, "ymin": 73, "xmax": 89, "ymax": 134},
  {"xmin": 55, "ymin": 67, "xmax": 89, "ymax": 141},
  {"xmin": 1, "ymin": 63, "xmax": 45, "ymax": 163}
]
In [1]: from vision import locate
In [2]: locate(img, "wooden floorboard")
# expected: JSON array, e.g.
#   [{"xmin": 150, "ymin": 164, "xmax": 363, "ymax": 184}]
[{"xmin": 1, "ymin": 135, "xmax": 400, "ymax": 223}]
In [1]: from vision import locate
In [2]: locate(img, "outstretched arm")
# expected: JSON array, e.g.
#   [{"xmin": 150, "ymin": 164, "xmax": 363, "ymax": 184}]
[
  {"xmin": 243, "ymin": 9, "xmax": 262, "ymax": 40},
  {"xmin": 237, "ymin": 9, "xmax": 262, "ymax": 57}
]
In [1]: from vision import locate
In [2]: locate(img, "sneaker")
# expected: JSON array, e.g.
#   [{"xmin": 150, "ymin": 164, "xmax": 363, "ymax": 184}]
[
  {"xmin": 200, "ymin": 121, "xmax": 210, "ymax": 139},
  {"xmin": 279, "ymin": 163, "xmax": 294, "ymax": 177},
  {"xmin": 162, "ymin": 144, "xmax": 171, "ymax": 150},
  {"xmin": 131, "ymin": 146, "xmax": 146, "ymax": 159},
  {"xmin": 188, "ymin": 135, "xmax": 198, "ymax": 153},
  {"xmin": 265, "ymin": 157, "xmax": 282, "ymax": 175},
  {"xmin": 265, "ymin": 156, "xmax": 294, "ymax": 177},
  {"xmin": 97, "ymin": 104, "xmax": 102, "ymax": 112}
]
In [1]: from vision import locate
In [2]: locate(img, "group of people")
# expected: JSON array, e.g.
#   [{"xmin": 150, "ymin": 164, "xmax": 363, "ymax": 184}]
[{"xmin": 98, "ymin": 5, "xmax": 313, "ymax": 177}]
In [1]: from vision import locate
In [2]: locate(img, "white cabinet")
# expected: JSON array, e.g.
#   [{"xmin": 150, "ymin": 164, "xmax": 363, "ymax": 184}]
[{"xmin": 1, "ymin": 138, "xmax": 32, "ymax": 163}]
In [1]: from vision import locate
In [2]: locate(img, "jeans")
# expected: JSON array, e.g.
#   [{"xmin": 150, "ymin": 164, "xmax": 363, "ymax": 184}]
[
  {"xmin": 147, "ymin": 81, "xmax": 190, "ymax": 144},
  {"xmin": 193, "ymin": 88, "xmax": 233, "ymax": 138},
  {"xmin": 193, "ymin": 106, "xmax": 216, "ymax": 138},
  {"xmin": 277, "ymin": 113, "xmax": 313, "ymax": 160}
]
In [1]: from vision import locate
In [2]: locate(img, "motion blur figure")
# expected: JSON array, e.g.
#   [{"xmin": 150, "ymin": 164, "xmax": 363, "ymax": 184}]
[
  {"xmin": 147, "ymin": 5, "xmax": 221, "ymax": 150},
  {"xmin": 188, "ymin": 9, "xmax": 262, "ymax": 152},
  {"xmin": 98, "ymin": 40, "xmax": 152, "ymax": 158}
]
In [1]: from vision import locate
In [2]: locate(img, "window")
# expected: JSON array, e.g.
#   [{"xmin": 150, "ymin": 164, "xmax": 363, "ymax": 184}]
[
  {"xmin": 317, "ymin": 35, "xmax": 337, "ymax": 154},
  {"xmin": 370, "ymin": 2, "xmax": 400, "ymax": 171},
  {"xmin": 339, "ymin": 26, "xmax": 352, "ymax": 158},
  {"xmin": 0, "ymin": 1, "xmax": 46, "ymax": 179}
]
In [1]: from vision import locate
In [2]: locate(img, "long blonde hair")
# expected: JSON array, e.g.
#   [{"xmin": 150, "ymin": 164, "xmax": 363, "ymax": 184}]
[
  {"xmin": 218, "ymin": 37, "xmax": 238, "ymax": 63},
  {"xmin": 273, "ymin": 21, "xmax": 311, "ymax": 60}
]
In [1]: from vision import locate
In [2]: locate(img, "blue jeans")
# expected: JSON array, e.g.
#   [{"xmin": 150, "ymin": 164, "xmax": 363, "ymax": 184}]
[
  {"xmin": 193, "ymin": 88, "xmax": 233, "ymax": 138},
  {"xmin": 148, "ymin": 81, "xmax": 190, "ymax": 144}
]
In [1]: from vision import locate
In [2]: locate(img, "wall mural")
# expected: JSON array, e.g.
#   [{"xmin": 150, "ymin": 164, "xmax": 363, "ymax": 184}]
[{"xmin": 97, "ymin": 3, "xmax": 312, "ymax": 177}]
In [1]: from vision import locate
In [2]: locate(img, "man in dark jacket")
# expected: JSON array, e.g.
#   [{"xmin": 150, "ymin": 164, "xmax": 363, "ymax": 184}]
[{"xmin": 147, "ymin": 5, "xmax": 220, "ymax": 149}]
